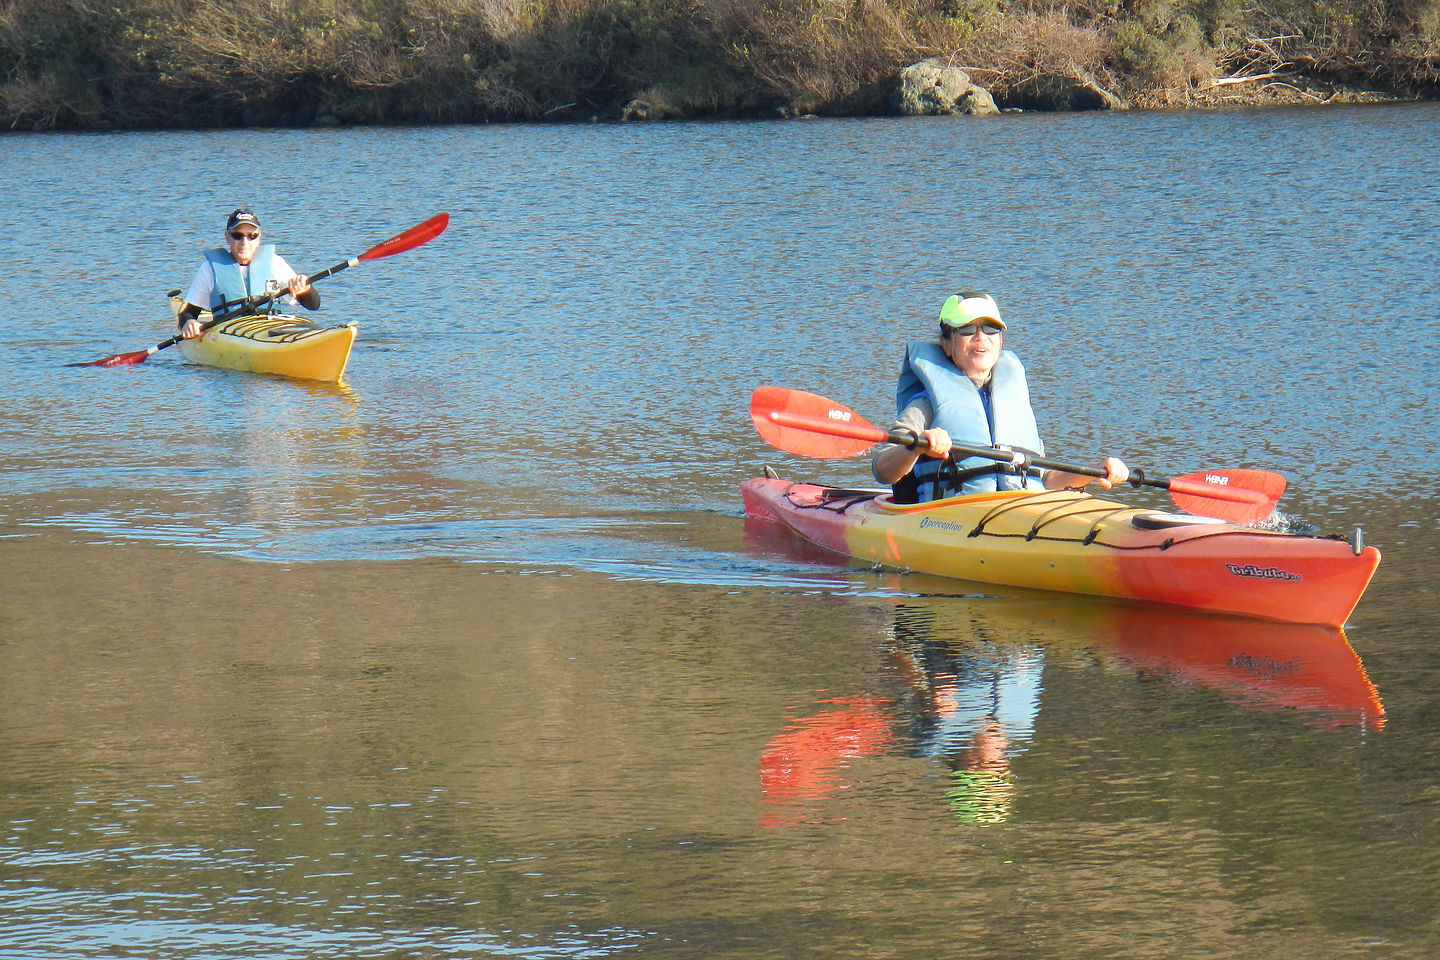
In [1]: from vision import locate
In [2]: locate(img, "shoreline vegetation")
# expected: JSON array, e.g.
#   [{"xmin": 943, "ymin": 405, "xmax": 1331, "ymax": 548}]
[{"xmin": 3, "ymin": 0, "xmax": 1438, "ymax": 130}]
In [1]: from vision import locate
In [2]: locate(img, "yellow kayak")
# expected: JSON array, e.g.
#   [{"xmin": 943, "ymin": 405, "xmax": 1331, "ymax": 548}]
[{"xmin": 168, "ymin": 296, "xmax": 357, "ymax": 382}]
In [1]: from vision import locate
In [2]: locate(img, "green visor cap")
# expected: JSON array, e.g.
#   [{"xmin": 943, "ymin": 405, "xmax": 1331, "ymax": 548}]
[{"xmin": 939, "ymin": 293, "xmax": 1006, "ymax": 330}]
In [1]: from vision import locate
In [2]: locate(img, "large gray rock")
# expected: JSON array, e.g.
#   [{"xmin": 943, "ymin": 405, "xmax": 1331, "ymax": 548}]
[
  {"xmin": 893, "ymin": 59, "xmax": 999, "ymax": 116},
  {"xmin": 955, "ymin": 85, "xmax": 998, "ymax": 116}
]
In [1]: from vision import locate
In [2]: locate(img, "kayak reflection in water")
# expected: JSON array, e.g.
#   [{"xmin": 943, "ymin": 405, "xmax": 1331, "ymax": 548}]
[
  {"xmin": 871, "ymin": 292, "xmax": 1128, "ymax": 503},
  {"xmin": 175, "ymin": 207, "xmax": 319, "ymax": 340},
  {"xmin": 757, "ymin": 597, "xmax": 1386, "ymax": 827}
]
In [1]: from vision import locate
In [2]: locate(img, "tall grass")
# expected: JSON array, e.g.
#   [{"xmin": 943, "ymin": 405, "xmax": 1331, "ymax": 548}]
[{"xmin": 2, "ymin": 0, "xmax": 1437, "ymax": 128}]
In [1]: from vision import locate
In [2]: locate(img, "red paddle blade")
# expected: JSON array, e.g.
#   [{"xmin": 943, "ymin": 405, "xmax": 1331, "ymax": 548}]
[
  {"xmin": 359, "ymin": 213, "xmax": 449, "ymax": 262},
  {"xmin": 750, "ymin": 386, "xmax": 888, "ymax": 458},
  {"xmin": 1168, "ymin": 469, "xmax": 1287, "ymax": 524},
  {"xmin": 68, "ymin": 349, "xmax": 152, "ymax": 368}
]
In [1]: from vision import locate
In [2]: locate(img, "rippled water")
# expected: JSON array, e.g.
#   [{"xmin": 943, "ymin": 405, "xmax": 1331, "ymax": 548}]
[
  {"xmin": 7, "ymin": 107, "xmax": 1440, "ymax": 552},
  {"xmin": 2, "ymin": 104, "xmax": 1439, "ymax": 958}
]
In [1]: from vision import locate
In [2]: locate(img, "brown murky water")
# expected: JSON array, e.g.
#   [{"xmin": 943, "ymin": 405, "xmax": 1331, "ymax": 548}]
[{"xmin": 4, "ymin": 500, "xmax": 1436, "ymax": 958}]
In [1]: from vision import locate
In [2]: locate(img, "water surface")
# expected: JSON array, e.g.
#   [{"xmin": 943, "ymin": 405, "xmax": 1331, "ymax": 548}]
[{"xmin": 2, "ymin": 104, "xmax": 1439, "ymax": 958}]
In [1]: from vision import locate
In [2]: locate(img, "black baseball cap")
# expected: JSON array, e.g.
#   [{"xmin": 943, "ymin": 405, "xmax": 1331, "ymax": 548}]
[{"xmin": 225, "ymin": 208, "xmax": 261, "ymax": 232}]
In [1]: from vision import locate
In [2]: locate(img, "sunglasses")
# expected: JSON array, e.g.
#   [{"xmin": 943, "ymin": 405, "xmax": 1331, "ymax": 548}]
[
  {"xmin": 946, "ymin": 321, "xmax": 1003, "ymax": 337},
  {"xmin": 228, "ymin": 231, "xmax": 261, "ymax": 242}
]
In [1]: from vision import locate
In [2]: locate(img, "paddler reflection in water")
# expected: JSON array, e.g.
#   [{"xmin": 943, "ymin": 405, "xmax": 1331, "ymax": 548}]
[
  {"xmin": 872, "ymin": 292, "xmax": 1129, "ymax": 502},
  {"xmin": 888, "ymin": 607, "xmax": 1044, "ymax": 825},
  {"xmin": 175, "ymin": 208, "xmax": 319, "ymax": 340}
]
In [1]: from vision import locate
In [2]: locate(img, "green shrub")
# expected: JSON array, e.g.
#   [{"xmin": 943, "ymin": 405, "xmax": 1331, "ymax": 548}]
[
  {"xmin": 1113, "ymin": 12, "xmax": 1205, "ymax": 80},
  {"xmin": 1395, "ymin": 0, "xmax": 1440, "ymax": 38}
]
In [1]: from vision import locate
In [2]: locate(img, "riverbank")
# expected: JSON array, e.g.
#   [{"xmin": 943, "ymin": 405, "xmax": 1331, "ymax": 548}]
[{"xmin": 3, "ymin": 0, "xmax": 1437, "ymax": 130}]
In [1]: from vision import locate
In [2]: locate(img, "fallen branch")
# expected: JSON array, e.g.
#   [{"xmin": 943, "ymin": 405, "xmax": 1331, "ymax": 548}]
[
  {"xmin": 1263, "ymin": 81, "xmax": 1327, "ymax": 101},
  {"xmin": 1206, "ymin": 71, "xmax": 1294, "ymax": 88}
]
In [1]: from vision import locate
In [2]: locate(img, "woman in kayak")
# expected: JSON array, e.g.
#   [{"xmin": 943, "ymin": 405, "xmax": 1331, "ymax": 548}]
[
  {"xmin": 175, "ymin": 208, "xmax": 319, "ymax": 339},
  {"xmin": 872, "ymin": 292, "xmax": 1129, "ymax": 503}
]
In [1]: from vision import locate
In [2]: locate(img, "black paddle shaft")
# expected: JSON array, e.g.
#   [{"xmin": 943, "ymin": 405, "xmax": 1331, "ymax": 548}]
[
  {"xmin": 163, "ymin": 256, "xmax": 362, "ymax": 351},
  {"xmin": 892, "ymin": 429, "xmax": 1158, "ymax": 491}
]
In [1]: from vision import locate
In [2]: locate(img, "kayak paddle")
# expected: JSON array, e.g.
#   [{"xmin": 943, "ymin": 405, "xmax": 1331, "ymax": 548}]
[
  {"xmin": 69, "ymin": 213, "xmax": 450, "ymax": 368},
  {"xmin": 749, "ymin": 385, "xmax": 1286, "ymax": 524}
]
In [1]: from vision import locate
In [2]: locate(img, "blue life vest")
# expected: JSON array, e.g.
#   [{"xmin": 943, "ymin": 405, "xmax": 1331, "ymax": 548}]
[
  {"xmin": 896, "ymin": 342, "xmax": 1045, "ymax": 501},
  {"xmin": 202, "ymin": 244, "xmax": 280, "ymax": 311}
]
